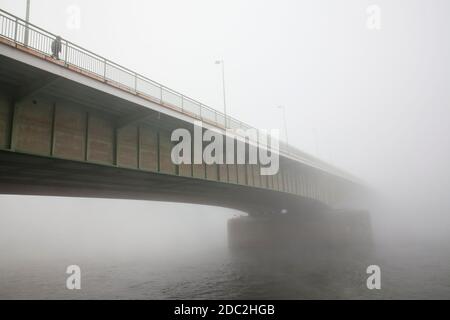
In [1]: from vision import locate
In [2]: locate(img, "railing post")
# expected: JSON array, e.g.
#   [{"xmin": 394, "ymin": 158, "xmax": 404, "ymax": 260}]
[
  {"xmin": 181, "ymin": 95, "xmax": 184, "ymax": 112},
  {"xmin": 24, "ymin": 24, "xmax": 29, "ymax": 47},
  {"xmin": 64, "ymin": 40, "xmax": 68, "ymax": 65},
  {"xmin": 103, "ymin": 59, "xmax": 107, "ymax": 80},
  {"xmin": 13, "ymin": 18, "xmax": 18, "ymax": 42},
  {"xmin": 134, "ymin": 72, "xmax": 138, "ymax": 93}
]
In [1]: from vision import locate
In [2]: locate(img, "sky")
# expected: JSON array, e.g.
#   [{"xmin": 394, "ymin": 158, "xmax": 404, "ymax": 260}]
[{"xmin": 1, "ymin": 1, "xmax": 450, "ymax": 247}]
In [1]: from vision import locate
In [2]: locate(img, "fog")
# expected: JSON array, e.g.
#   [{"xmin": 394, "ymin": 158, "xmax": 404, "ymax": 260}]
[
  {"xmin": 0, "ymin": 197, "xmax": 237, "ymax": 263},
  {"xmin": 0, "ymin": 0, "xmax": 450, "ymax": 298}
]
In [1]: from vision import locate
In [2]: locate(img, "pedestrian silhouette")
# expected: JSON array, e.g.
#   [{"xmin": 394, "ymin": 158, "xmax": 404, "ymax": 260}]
[{"xmin": 51, "ymin": 36, "xmax": 62, "ymax": 60}]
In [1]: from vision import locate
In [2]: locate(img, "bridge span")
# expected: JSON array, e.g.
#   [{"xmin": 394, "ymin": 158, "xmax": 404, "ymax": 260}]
[{"xmin": 0, "ymin": 9, "xmax": 363, "ymax": 217}]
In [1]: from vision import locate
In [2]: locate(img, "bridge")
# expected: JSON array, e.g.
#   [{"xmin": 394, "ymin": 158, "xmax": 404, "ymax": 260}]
[{"xmin": 0, "ymin": 9, "xmax": 363, "ymax": 219}]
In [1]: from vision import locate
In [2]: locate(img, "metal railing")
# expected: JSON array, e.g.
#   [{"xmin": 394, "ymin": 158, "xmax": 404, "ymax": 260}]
[
  {"xmin": 0, "ymin": 8, "xmax": 354, "ymax": 181},
  {"xmin": 0, "ymin": 9, "xmax": 246, "ymax": 128}
]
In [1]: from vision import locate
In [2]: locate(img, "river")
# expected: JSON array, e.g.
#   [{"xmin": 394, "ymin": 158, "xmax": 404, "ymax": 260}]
[{"xmin": 1, "ymin": 196, "xmax": 449, "ymax": 299}]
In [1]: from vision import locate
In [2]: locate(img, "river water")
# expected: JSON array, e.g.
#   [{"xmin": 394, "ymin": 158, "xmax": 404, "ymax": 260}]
[
  {"xmin": 1, "ymin": 196, "xmax": 450, "ymax": 299},
  {"xmin": 2, "ymin": 237, "xmax": 450, "ymax": 299}
]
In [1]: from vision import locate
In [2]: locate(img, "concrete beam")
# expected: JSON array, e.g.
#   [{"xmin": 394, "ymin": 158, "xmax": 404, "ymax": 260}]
[
  {"xmin": 49, "ymin": 92, "xmax": 115, "ymax": 116},
  {"xmin": 15, "ymin": 75, "xmax": 60, "ymax": 103},
  {"xmin": 116, "ymin": 109, "xmax": 154, "ymax": 129}
]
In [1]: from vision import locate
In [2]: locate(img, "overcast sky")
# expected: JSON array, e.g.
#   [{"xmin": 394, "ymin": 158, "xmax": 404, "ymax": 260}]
[{"xmin": 1, "ymin": 0, "xmax": 450, "ymax": 232}]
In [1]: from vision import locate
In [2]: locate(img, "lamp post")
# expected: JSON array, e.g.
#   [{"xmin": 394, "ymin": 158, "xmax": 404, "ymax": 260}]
[
  {"xmin": 215, "ymin": 59, "xmax": 227, "ymax": 127},
  {"xmin": 24, "ymin": 0, "xmax": 31, "ymax": 46}
]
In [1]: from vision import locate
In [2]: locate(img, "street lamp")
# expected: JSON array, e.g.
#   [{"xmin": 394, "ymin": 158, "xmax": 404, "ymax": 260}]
[
  {"xmin": 24, "ymin": 0, "xmax": 31, "ymax": 46},
  {"xmin": 277, "ymin": 105, "xmax": 289, "ymax": 146},
  {"xmin": 215, "ymin": 59, "xmax": 227, "ymax": 127}
]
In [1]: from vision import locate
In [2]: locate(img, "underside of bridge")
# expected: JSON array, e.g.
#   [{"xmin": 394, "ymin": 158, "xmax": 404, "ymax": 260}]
[{"xmin": 0, "ymin": 149, "xmax": 325, "ymax": 216}]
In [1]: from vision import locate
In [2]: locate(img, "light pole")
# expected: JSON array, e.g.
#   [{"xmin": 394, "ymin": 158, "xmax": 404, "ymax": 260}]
[
  {"xmin": 215, "ymin": 59, "xmax": 227, "ymax": 127},
  {"xmin": 24, "ymin": 0, "xmax": 31, "ymax": 46},
  {"xmin": 277, "ymin": 105, "xmax": 289, "ymax": 146}
]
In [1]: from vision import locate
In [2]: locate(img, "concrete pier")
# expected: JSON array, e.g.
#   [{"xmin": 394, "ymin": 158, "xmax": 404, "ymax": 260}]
[{"xmin": 228, "ymin": 210, "xmax": 373, "ymax": 261}]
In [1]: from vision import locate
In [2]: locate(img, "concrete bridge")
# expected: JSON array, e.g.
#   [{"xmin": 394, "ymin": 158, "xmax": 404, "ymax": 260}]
[{"xmin": 0, "ymin": 9, "xmax": 363, "ymax": 219}]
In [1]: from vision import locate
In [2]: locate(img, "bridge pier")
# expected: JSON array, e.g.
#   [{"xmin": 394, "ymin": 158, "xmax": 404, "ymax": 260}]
[{"xmin": 228, "ymin": 210, "xmax": 373, "ymax": 262}]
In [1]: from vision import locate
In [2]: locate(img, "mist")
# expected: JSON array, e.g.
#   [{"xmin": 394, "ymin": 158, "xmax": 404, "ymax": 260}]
[
  {"xmin": 0, "ymin": 0, "xmax": 450, "ymax": 299},
  {"xmin": 0, "ymin": 197, "xmax": 237, "ymax": 264}
]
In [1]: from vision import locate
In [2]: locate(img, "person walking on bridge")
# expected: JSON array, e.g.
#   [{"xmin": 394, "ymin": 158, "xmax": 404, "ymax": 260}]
[{"xmin": 51, "ymin": 36, "xmax": 62, "ymax": 60}]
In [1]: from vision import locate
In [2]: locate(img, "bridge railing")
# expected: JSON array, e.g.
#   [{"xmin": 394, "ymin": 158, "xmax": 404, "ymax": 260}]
[{"xmin": 0, "ymin": 8, "xmax": 352, "ymax": 180}]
